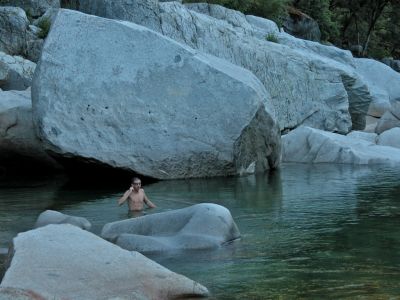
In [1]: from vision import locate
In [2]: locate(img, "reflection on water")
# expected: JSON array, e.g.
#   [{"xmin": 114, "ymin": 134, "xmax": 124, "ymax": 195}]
[{"xmin": 1, "ymin": 164, "xmax": 400, "ymax": 298}]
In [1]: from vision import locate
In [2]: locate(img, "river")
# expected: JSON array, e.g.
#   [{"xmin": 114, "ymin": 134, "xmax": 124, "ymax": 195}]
[{"xmin": 1, "ymin": 163, "xmax": 400, "ymax": 298}]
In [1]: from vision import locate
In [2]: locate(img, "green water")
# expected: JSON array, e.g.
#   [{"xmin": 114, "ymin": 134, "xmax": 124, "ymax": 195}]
[{"xmin": 1, "ymin": 163, "xmax": 400, "ymax": 299}]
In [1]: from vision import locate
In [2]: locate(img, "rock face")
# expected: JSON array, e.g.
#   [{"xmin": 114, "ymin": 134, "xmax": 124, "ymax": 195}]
[
  {"xmin": 0, "ymin": 224, "xmax": 209, "ymax": 299},
  {"xmin": 0, "ymin": 52, "xmax": 36, "ymax": 90},
  {"xmin": 78, "ymin": 0, "xmax": 161, "ymax": 32},
  {"xmin": 0, "ymin": 89, "xmax": 60, "ymax": 169},
  {"xmin": 0, "ymin": 7, "xmax": 29, "ymax": 56},
  {"xmin": 355, "ymin": 58, "xmax": 400, "ymax": 117},
  {"xmin": 34, "ymin": 210, "xmax": 91, "ymax": 230},
  {"xmin": 80, "ymin": 1, "xmax": 372, "ymax": 132},
  {"xmin": 32, "ymin": 9, "xmax": 281, "ymax": 179},
  {"xmin": 375, "ymin": 97, "xmax": 400, "ymax": 134},
  {"xmin": 101, "ymin": 203, "xmax": 240, "ymax": 253},
  {"xmin": 282, "ymin": 126, "xmax": 400, "ymax": 165},
  {"xmin": 377, "ymin": 127, "xmax": 400, "ymax": 149}
]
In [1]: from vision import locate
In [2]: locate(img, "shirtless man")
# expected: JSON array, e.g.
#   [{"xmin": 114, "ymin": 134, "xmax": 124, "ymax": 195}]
[{"xmin": 118, "ymin": 177, "xmax": 156, "ymax": 211}]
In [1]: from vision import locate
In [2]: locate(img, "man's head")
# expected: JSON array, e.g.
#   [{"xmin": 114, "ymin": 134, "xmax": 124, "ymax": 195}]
[{"xmin": 131, "ymin": 177, "xmax": 141, "ymax": 191}]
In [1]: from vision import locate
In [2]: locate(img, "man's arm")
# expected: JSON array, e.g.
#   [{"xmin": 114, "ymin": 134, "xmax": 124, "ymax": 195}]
[
  {"xmin": 118, "ymin": 187, "xmax": 133, "ymax": 206},
  {"xmin": 143, "ymin": 190, "xmax": 156, "ymax": 208}
]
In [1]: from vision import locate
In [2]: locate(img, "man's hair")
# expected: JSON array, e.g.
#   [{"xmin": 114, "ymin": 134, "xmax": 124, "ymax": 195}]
[{"xmin": 132, "ymin": 177, "xmax": 141, "ymax": 183}]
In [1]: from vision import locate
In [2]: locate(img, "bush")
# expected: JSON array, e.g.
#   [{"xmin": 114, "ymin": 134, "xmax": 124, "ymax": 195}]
[
  {"xmin": 37, "ymin": 17, "xmax": 51, "ymax": 39},
  {"xmin": 265, "ymin": 32, "xmax": 279, "ymax": 43}
]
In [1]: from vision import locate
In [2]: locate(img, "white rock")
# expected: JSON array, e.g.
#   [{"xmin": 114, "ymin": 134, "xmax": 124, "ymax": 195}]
[
  {"xmin": 0, "ymin": 51, "xmax": 36, "ymax": 90},
  {"xmin": 34, "ymin": 210, "xmax": 91, "ymax": 230},
  {"xmin": 1, "ymin": 224, "xmax": 209, "ymax": 299},
  {"xmin": 101, "ymin": 203, "xmax": 240, "ymax": 253},
  {"xmin": 282, "ymin": 126, "xmax": 400, "ymax": 165},
  {"xmin": 377, "ymin": 127, "xmax": 400, "ymax": 149},
  {"xmin": 32, "ymin": 9, "xmax": 281, "ymax": 179},
  {"xmin": 346, "ymin": 131, "xmax": 377, "ymax": 144}
]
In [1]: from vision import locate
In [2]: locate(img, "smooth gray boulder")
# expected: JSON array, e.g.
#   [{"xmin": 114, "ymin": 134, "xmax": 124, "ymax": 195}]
[
  {"xmin": 1, "ymin": 224, "xmax": 209, "ymax": 299},
  {"xmin": 0, "ymin": 7, "xmax": 29, "ymax": 56},
  {"xmin": 101, "ymin": 203, "xmax": 240, "ymax": 253},
  {"xmin": 32, "ymin": 9, "xmax": 281, "ymax": 179},
  {"xmin": 0, "ymin": 52, "xmax": 36, "ymax": 90},
  {"xmin": 355, "ymin": 58, "xmax": 400, "ymax": 117},
  {"xmin": 375, "ymin": 97, "xmax": 400, "ymax": 134},
  {"xmin": 282, "ymin": 126, "xmax": 400, "ymax": 165},
  {"xmin": 0, "ymin": 89, "xmax": 60, "ymax": 169},
  {"xmin": 377, "ymin": 127, "xmax": 400, "ymax": 149},
  {"xmin": 375, "ymin": 110, "xmax": 400, "ymax": 134},
  {"xmin": 34, "ymin": 210, "xmax": 91, "ymax": 230}
]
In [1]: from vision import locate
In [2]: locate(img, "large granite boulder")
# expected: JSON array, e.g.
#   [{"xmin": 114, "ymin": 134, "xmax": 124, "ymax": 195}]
[
  {"xmin": 375, "ymin": 97, "xmax": 400, "ymax": 134},
  {"xmin": 0, "ymin": 89, "xmax": 60, "ymax": 170},
  {"xmin": 355, "ymin": 58, "xmax": 400, "ymax": 117},
  {"xmin": 0, "ymin": 7, "xmax": 29, "ymax": 56},
  {"xmin": 377, "ymin": 127, "xmax": 400, "ymax": 149},
  {"xmin": 282, "ymin": 126, "xmax": 400, "ymax": 165},
  {"xmin": 0, "ymin": 52, "xmax": 36, "ymax": 90},
  {"xmin": 34, "ymin": 210, "xmax": 91, "ymax": 230},
  {"xmin": 32, "ymin": 9, "xmax": 281, "ymax": 179},
  {"xmin": 0, "ymin": 224, "xmax": 209, "ymax": 299},
  {"xmin": 101, "ymin": 203, "xmax": 240, "ymax": 253},
  {"xmin": 78, "ymin": 1, "xmax": 370, "ymax": 132}
]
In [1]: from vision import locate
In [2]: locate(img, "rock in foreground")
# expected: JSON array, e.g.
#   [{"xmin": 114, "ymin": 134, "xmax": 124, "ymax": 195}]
[
  {"xmin": 102, "ymin": 203, "xmax": 240, "ymax": 253},
  {"xmin": 0, "ymin": 224, "xmax": 209, "ymax": 299}
]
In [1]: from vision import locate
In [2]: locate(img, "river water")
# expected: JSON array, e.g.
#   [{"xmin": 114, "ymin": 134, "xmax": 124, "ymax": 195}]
[{"xmin": 1, "ymin": 163, "xmax": 400, "ymax": 299}]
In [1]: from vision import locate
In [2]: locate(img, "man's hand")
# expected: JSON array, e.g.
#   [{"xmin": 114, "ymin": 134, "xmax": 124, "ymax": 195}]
[{"xmin": 129, "ymin": 186, "xmax": 134, "ymax": 192}]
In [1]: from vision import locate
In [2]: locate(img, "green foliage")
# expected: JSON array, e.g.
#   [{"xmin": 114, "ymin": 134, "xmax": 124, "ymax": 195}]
[
  {"xmin": 265, "ymin": 32, "xmax": 279, "ymax": 43},
  {"xmin": 37, "ymin": 17, "xmax": 51, "ymax": 39},
  {"xmin": 24, "ymin": 8, "xmax": 34, "ymax": 23},
  {"xmin": 292, "ymin": 0, "xmax": 340, "ymax": 42}
]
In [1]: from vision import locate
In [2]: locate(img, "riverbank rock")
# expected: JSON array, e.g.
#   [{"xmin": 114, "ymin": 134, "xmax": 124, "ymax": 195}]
[
  {"xmin": 0, "ymin": 89, "xmax": 60, "ymax": 171},
  {"xmin": 0, "ymin": 224, "xmax": 209, "ymax": 299},
  {"xmin": 375, "ymin": 98, "xmax": 400, "ymax": 134},
  {"xmin": 282, "ymin": 126, "xmax": 400, "ymax": 165},
  {"xmin": 101, "ymin": 203, "xmax": 240, "ymax": 253},
  {"xmin": 0, "ymin": 7, "xmax": 29, "ymax": 56},
  {"xmin": 377, "ymin": 127, "xmax": 400, "ymax": 149},
  {"xmin": 355, "ymin": 58, "xmax": 400, "ymax": 118},
  {"xmin": 0, "ymin": 52, "xmax": 36, "ymax": 91},
  {"xmin": 34, "ymin": 210, "xmax": 91, "ymax": 230},
  {"xmin": 32, "ymin": 9, "xmax": 281, "ymax": 179}
]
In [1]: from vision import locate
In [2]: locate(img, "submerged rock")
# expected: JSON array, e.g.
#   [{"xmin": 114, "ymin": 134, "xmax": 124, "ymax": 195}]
[
  {"xmin": 1, "ymin": 224, "xmax": 209, "ymax": 299},
  {"xmin": 34, "ymin": 210, "xmax": 91, "ymax": 230},
  {"xmin": 101, "ymin": 203, "xmax": 241, "ymax": 253}
]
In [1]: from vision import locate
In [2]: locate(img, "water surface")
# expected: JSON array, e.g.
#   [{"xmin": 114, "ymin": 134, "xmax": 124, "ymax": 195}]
[{"xmin": 1, "ymin": 163, "xmax": 400, "ymax": 298}]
